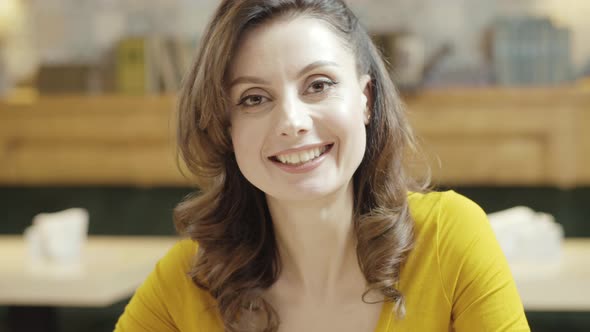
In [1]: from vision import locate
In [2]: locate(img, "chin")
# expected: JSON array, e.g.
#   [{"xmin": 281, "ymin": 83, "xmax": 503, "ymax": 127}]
[{"xmin": 264, "ymin": 179, "xmax": 350, "ymax": 203}]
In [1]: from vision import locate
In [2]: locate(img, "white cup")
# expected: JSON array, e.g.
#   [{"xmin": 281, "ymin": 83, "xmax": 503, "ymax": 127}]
[
  {"xmin": 32, "ymin": 208, "xmax": 89, "ymax": 264},
  {"xmin": 24, "ymin": 224, "xmax": 43, "ymax": 264}
]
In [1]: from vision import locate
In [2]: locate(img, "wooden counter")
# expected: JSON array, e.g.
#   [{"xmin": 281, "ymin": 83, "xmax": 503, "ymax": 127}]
[
  {"xmin": 0, "ymin": 235, "xmax": 179, "ymax": 307},
  {"xmin": 510, "ymin": 238, "xmax": 590, "ymax": 311},
  {"xmin": 0, "ymin": 87, "xmax": 588, "ymax": 187}
]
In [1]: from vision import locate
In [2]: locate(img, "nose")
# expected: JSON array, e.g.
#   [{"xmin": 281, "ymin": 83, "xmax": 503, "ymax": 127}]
[{"xmin": 274, "ymin": 94, "xmax": 312, "ymax": 137}]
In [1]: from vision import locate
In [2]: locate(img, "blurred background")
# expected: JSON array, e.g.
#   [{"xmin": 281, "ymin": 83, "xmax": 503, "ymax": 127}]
[{"xmin": 0, "ymin": 0, "xmax": 589, "ymax": 331}]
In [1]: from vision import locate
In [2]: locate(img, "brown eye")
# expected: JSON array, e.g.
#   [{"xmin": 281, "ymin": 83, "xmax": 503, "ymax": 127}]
[
  {"xmin": 305, "ymin": 79, "xmax": 337, "ymax": 94},
  {"xmin": 238, "ymin": 95, "xmax": 268, "ymax": 107}
]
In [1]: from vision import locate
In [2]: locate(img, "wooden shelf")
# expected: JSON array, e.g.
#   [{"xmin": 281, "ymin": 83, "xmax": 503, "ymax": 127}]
[
  {"xmin": 405, "ymin": 87, "xmax": 590, "ymax": 187},
  {"xmin": 0, "ymin": 95, "xmax": 184, "ymax": 186},
  {"xmin": 0, "ymin": 88, "xmax": 588, "ymax": 187}
]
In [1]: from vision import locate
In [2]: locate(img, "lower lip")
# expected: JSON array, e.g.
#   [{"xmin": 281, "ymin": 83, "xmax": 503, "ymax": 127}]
[{"xmin": 270, "ymin": 145, "xmax": 333, "ymax": 174}]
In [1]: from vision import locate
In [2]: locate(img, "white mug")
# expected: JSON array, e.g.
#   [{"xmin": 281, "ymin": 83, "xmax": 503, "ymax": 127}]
[{"xmin": 33, "ymin": 208, "xmax": 89, "ymax": 264}]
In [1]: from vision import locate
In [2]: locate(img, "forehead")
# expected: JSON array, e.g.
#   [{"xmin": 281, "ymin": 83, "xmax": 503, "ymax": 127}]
[{"xmin": 228, "ymin": 16, "xmax": 356, "ymax": 78}]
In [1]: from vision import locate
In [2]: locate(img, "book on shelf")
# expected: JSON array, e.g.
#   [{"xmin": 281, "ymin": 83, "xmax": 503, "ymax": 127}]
[
  {"xmin": 116, "ymin": 36, "xmax": 195, "ymax": 95},
  {"xmin": 492, "ymin": 16, "xmax": 572, "ymax": 87}
]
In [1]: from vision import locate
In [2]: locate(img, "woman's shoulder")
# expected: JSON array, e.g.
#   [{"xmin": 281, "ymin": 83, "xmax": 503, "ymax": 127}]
[
  {"xmin": 402, "ymin": 193, "xmax": 529, "ymax": 331},
  {"xmin": 115, "ymin": 238, "xmax": 222, "ymax": 331},
  {"xmin": 408, "ymin": 190, "xmax": 489, "ymax": 240},
  {"xmin": 144, "ymin": 237, "xmax": 197, "ymax": 284},
  {"xmin": 148, "ymin": 237, "xmax": 199, "ymax": 294},
  {"xmin": 161, "ymin": 237, "xmax": 198, "ymax": 269}
]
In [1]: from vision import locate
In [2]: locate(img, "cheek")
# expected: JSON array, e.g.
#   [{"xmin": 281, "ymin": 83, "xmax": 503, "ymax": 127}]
[
  {"xmin": 336, "ymin": 97, "xmax": 368, "ymax": 158},
  {"xmin": 230, "ymin": 118, "xmax": 265, "ymax": 166},
  {"xmin": 322, "ymin": 96, "xmax": 366, "ymax": 138}
]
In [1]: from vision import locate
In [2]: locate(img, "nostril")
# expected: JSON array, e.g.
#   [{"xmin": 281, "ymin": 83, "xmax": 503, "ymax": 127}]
[
  {"xmin": 280, "ymin": 128, "xmax": 308, "ymax": 137},
  {"xmin": 296, "ymin": 128, "xmax": 309, "ymax": 136}
]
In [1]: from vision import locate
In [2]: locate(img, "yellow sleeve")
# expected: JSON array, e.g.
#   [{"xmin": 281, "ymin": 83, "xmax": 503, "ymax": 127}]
[
  {"xmin": 437, "ymin": 191, "xmax": 530, "ymax": 332},
  {"xmin": 114, "ymin": 239, "xmax": 196, "ymax": 332}
]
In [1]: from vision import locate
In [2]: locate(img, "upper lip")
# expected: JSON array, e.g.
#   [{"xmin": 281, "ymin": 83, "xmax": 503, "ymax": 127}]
[{"xmin": 269, "ymin": 142, "xmax": 333, "ymax": 158}]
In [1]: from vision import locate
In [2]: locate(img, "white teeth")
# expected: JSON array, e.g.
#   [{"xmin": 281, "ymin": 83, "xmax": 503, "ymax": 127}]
[{"xmin": 275, "ymin": 145, "xmax": 329, "ymax": 165}]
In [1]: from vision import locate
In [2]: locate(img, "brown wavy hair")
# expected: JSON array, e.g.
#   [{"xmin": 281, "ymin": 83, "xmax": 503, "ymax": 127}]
[{"xmin": 174, "ymin": 0, "xmax": 428, "ymax": 331}]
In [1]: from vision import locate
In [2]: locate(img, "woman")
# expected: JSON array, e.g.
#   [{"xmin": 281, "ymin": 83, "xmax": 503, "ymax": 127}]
[{"xmin": 116, "ymin": 0, "xmax": 530, "ymax": 331}]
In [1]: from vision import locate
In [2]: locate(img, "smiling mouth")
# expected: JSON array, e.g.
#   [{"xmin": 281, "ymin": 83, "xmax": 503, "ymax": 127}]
[{"xmin": 269, "ymin": 143, "xmax": 334, "ymax": 166}]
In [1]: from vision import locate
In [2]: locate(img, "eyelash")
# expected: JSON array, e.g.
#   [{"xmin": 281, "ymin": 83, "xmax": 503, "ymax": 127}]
[{"xmin": 236, "ymin": 79, "xmax": 339, "ymax": 108}]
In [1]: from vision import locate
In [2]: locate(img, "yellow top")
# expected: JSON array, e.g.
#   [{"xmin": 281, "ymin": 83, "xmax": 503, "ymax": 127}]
[{"xmin": 115, "ymin": 191, "xmax": 530, "ymax": 331}]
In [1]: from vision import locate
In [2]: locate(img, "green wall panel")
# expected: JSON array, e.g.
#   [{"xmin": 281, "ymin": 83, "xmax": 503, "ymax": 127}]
[{"xmin": 0, "ymin": 187, "xmax": 192, "ymax": 235}]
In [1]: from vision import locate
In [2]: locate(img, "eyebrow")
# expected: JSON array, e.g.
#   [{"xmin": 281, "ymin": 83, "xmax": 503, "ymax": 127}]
[{"xmin": 229, "ymin": 60, "xmax": 339, "ymax": 88}]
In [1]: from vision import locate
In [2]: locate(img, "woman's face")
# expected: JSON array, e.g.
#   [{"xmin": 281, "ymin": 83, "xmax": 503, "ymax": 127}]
[{"xmin": 228, "ymin": 16, "xmax": 371, "ymax": 202}]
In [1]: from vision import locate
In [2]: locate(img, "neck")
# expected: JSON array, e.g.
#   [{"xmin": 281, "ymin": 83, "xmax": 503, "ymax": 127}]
[{"xmin": 266, "ymin": 181, "xmax": 364, "ymax": 301}]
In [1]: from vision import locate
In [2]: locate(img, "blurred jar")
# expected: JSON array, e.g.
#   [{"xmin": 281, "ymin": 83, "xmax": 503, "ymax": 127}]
[{"xmin": 0, "ymin": 0, "xmax": 39, "ymax": 97}]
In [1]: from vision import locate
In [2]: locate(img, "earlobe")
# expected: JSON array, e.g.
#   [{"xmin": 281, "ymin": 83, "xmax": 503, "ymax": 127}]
[{"xmin": 361, "ymin": 94, "xmax": 368, "ymax": 108}]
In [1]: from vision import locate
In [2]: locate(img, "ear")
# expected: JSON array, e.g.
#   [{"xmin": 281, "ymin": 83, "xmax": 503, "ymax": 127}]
[{"xmin": 359, "ymin": 74, "xmax": 372, "ymax": 125}]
